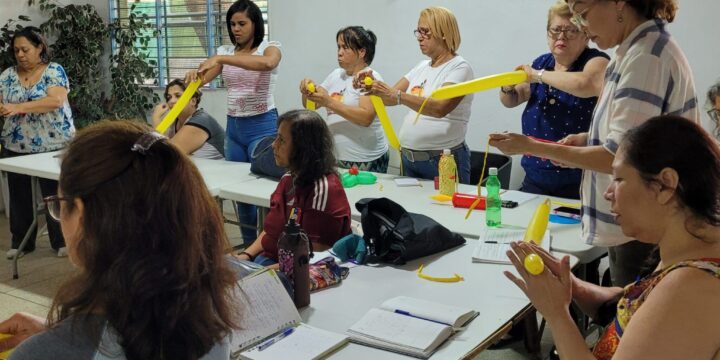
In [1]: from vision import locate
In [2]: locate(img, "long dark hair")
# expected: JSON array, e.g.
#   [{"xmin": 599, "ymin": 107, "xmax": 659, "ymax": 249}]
[
  {"xmin": 278, "ymin": 109, "xmax": 336, "ymax": 188},
  {"xmin": 621, "ymin": 115, "xmax": 720, "ymax": 232},
  {"xmin": 11, "ymin": 26, "xmax": 50, "ymax": 64},
  {"xmin": 336, "ymin": 26, "xmax": 377, "ymax": 65},
  {"xmin": 226, "ymin": 0, "xmax": 265, "ymax": 49},
  {"xmin": 52, "ymin": 120, "xmax": 238, "ymax": 359}
]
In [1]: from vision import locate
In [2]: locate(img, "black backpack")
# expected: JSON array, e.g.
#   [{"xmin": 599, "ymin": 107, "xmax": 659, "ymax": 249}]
[{"xmin": 356, "ymin": 197, "xmax": 466, "ymax": 265}]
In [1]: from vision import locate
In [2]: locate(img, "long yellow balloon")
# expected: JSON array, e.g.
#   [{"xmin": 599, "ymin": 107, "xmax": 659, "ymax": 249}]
[
  {"xmin": 155, "ymin": 79, "xmax": 202, "ymax": 134},
  {"xmin": 0, "ymin": 333, "xmax": 14, "ymax": 359},
  {"xmin": 306, "ymin": 82, "xmax": 316, "ymax": 111},
  {"xmin": 364, "ymin": 77, "xmax": 400, "ymax": 151},
  {"xmin": 524, "ymin": 198, "xmax": 551, "ymax": 245},
  {"xmin": 431, "ymin": 70, "xmax": 528, "ymax": 100}
]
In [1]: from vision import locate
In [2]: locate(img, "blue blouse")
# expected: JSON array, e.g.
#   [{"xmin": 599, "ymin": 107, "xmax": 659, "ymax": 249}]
[
  {"xmin": 521, "ymin": 48, "xmax": 609, "ymax": 186},
  {"xmin": 0, "ymin": 62, "xmax": 75, "ymax": 153}
]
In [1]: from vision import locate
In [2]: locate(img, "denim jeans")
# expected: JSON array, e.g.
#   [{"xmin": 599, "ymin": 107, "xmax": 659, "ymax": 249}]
[
  {"xmin": 401, "ymin": 143, "xmax": 471, "ymax": 184},
  {"xmin": 226, "ymin": 109, "xmax": 278, "ymax": 245}
]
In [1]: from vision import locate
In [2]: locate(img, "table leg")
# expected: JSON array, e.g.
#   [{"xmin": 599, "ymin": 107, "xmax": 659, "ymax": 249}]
[{"xmin": 12, "ymin": 177, "xmax": 39, "ymax": 279}]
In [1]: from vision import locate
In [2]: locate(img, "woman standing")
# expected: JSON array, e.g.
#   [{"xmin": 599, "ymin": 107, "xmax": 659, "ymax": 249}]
[
  {"xmin": 0, "ymin": 27, "xmax": 74, "ymax": 259},
  {"xmin": 299, "ymin": 26, "xmax": 389, "ymax": 173},
  {"xmin": 186, "ymin": 0, "xmax": 282, "ymax": 245},
  {"xmin": 358, "ymin": 7, "xmax": 474, "ymax": 183},
  {"xmin": 490, "ymin": 0, "xmax": 699, "ymax": 286},
  {"xmin": 500, "ymin": 0, "xmax": 609, "ymax": 199}
]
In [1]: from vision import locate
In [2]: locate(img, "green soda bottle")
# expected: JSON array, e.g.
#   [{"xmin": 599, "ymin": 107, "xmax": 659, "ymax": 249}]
[{"xmin": 485, "ymin": 167, "xmax": 502, "ymax": 228}]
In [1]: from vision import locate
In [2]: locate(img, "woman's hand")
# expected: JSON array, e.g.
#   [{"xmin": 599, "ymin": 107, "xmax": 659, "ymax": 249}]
[
  {"xmin": 307, "ymin": 86, "xmax": 331, "ymax": 107},
  {"xmin": 0, "ymin": 312, "xmax": 47, "ymax": 351},
  {"xmin": 516, "ymin": 64, "xmax": 539, "ymax": 84},
  {"xmin": 197, "ymin": 56, "xmax": 220, "ymax": 76},
  {"xmin": 184, "ymin": 69, "xmax": 200, "ymax": 84},
  {"xmin": 299, "ymin": 78, "xmax": 315, "ymax": 96},
  {"xmin": 551, "ymin": 133, "xmax": 587, "ymax": 167},
  {"xmin": 353, "ymin": 70, "xmax": 375, "ymax": 91},
  {"xmin": 367, "ymin": 80, "xmax": 397, "ymax": 104},
  {"xmin": 152, "ymin": 103, "xmax": 169, "ymax": 119},
  {"xmin": 0, "ymin": 103, "xmax": 24, "ymax": 117},
  {"xmin": 489, "ymin": 132, "xmax": 536, "ymax": 155},
  {"xmin": 504, "ymin": 241, "xmax": 573, "ymax": 320}
]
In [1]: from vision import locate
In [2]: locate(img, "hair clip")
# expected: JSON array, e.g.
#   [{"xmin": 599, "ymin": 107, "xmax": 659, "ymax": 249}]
[{"xmin": 131, "ymin": 131, "xmax": 166, "ymax": 154}]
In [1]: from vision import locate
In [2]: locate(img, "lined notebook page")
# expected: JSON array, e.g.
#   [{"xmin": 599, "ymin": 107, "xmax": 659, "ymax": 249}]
[
  {"xmin": 472, "ymin": 229, "xmax": 550, "ymax": 264},
  {"xmin": 239, "ymin": 324, "xmax": 349, "ymax": 360},
  {"xmin": 348, "ymin": 308, "xmax": 449, "ymax": 351},
  {"xmin": 380, "ymin": 296, "xmax": 477, "ymax": 328},
  {"xmin": 229, "ymin": 270, "xmax": 302, "ymax": 351}
]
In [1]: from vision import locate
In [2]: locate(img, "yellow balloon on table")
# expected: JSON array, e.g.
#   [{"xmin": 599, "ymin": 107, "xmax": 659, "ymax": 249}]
[
  {"xmin": 363, "ymin": 77, "xmax": 400, "ymax": 151},
  {"xmin": 524, "ymin": 253, "xmax": 545, "ymax": 275},
  {"xmin": 524, "ymin": 198, "xmax": 551, "ymax": 245},
  {"xmin": 155, "ymin": 79, "xmax": 202, "ymax": 134},
  {"xmin": 0, "ymin": 333, "xmax": 14, "ymax": 359},
  {"xmin": 414, "ymin": 70, "xmax": 528, "ymax": 124},
  {"xmin": 305, "ymin": 82, "xmax": 316, "ymax": 111}
]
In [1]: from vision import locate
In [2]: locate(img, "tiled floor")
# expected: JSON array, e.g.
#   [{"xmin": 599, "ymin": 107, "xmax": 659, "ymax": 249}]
[{"xmin": 0, "ymin": 211, "xmax": 564, "ymax": 359}]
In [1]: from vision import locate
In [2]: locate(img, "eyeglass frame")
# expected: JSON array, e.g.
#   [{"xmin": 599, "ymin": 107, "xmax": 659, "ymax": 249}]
[
  {"xmin": 43, "ymin": 195, "xmax": 73, "ymax": 221},
  {"xmin": 547, "ymin": 26, "xmax": 584, "ymax": 40},
  {"xmin": 708, "ymin": 108, "xmax": 720, "ymax": 123},
  {"xmin": 413, "ymin": 27, "xmax": 432, "ymax": 39},
  {"xmin": 569, "ymin": 0, "xmax": 600, "ymax": 28}
]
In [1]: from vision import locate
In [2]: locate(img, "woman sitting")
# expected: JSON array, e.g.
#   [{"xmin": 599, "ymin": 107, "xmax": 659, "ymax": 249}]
[
  {"xmin": 0, "ymin": 121, "xmax": 238, "ymax": 359},
  {"xmin": 236, "ymin": 109, "xmax": 352, "ymax": 267},
  {"xmin": 505, "ymin": 115, "xmax": 720, "ymax": 359}
]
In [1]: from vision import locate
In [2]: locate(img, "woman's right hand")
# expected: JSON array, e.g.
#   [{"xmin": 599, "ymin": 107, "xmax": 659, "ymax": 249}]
[
  {"xmin": 353, "ymin": 70, "xmax": 375, "ymax": 91},
  {"xmin": 299, "ymin": 78, "xmax": 315, "ymax": 96},
  {"xmin": 551, "ymin": 133, "xmax": 587, "ymax": 167},
  {"xmin": 153, "ymin": 103, "xmax": 169, "ymax": 119},
  {"xmin": 0, "ymin": 312, "xmax": 47, "ymax": 351},
  {"xmin": 184, "ymin": 70, "xmax": 200, "ymax": 84}
]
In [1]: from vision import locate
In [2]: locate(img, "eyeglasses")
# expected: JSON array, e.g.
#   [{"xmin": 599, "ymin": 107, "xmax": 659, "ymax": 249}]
[
  {"xmin": 547, "ymin": 26, "xmax": 583, "ymax": 40},
  {"xmin": 570, "ymin": 1, "xmax": 599, "ymax": 28},
  {"xmin": 413, "ymin": 28, "xmax": 432, "ymax": 39},
  {"xmin": 708, "ymin": 108, "xmax": 720, "ymax": 122},
  {"xmin": 43, "ymin": 195, "xmax": 72, "ymax": 221}
]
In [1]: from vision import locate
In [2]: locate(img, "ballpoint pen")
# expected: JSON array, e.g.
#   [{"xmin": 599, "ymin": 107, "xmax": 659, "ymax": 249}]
[{"xmin": 257, "ymin": 327, "xmax": 295, "ymax": 351}]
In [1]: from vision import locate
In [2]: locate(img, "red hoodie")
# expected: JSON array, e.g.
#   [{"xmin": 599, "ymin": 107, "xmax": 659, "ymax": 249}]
[{"xmin": 260, "ymin": 173, "xmax": 351, "ymax": 261}]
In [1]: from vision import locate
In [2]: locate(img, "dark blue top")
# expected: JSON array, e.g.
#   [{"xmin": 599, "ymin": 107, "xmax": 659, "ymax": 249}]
[{"xmin": 521, "ymin": 47, "xmax": 609, "ymax": 187}]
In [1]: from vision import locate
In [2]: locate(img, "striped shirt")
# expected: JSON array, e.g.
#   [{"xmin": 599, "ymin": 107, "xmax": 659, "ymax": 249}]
[
  {"xmin": 218, "ymin": 40, "xmax": 281, "ymax": 117},
  {"xmin": 582, "ymin": 19, "xmax": 700, "ymax": 246}
]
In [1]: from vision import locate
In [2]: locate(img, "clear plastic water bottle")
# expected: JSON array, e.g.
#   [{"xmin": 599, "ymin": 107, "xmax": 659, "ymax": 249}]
[
  {"xmin": 485, "ymin": 167, "xmax": 502, "ymax": 228},
  {"xmin": 438, "ymin": 149, "xmax": 457, "ymax": 196}
]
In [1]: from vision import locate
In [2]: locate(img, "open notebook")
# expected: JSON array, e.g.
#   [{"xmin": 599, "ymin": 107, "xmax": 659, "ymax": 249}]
[
  {"xmin": 230, "ymin": 269, "xmax": 349, "ymax": 360},
  {"xmin": 347, "ymin": 296, "xmax": 478, "ymax": 359},
  {"xmin": 472, "ymin": 228, "xmax": 551, "ymax": 264}
]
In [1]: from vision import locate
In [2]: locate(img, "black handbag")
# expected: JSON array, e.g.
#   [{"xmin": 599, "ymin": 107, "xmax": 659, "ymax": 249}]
[{"xmin": 356, "ymin": 197, "xmax": 466, "ymax": 265}]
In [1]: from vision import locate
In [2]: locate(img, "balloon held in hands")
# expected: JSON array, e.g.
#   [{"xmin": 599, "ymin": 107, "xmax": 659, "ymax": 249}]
[
  {"xmin": 524, "ymin": 253, "xmax": 545, "ymax": 275},
  {"xmin": 363, "ymin": 77, "xmax": 400, "ymax": 151},
  {"xmin": 306, "ymin": 82, "xmax": 316, "ymax": 111},
  {"xmin": 155, "ymin": 79, "xmax": 202, "ymax": 134},
  {"xmin": 524, "ymin": 198, "xmax": 551, "ymax": 245}
]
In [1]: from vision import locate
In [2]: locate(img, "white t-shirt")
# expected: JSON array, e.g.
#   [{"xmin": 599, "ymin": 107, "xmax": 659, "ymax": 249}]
[
  {"xmin": 399, "ymin": 56, "xmax": 474, "ymax": 150},
  {"xmin": 217, "ymin": 40, "xmax": 281, "ymax": 117},
  {"xmin": 320, "ymin": 68, "xmax": 388, "ymax": 162}
]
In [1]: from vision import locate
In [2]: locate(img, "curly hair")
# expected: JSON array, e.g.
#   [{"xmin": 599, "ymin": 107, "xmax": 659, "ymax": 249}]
[
  {"xmin": 52, "ymin": 120, "xmax": 238, "ymax": 359},
  {"xmin": 278, "ymin": 109, "xmax": 337, "ymax": 188}
]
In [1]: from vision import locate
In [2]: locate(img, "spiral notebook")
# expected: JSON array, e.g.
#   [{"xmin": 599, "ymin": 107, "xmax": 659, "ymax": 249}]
[
  {"xmin": 472, "ymin": 229, "xmax": 551, "ymax": 264},
  {"xmin": 229, "ymin": 269, "xmax": 348, "ymax": 360}
]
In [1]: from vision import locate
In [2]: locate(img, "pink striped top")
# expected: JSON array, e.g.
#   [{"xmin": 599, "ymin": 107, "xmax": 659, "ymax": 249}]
[{"xmin": 217, "ymin": 40, "xmax": 281, "ymax": 117}]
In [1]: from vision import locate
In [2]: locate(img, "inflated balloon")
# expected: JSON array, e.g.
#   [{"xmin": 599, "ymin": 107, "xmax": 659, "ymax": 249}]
[
  {"xmin": 341, "ymin": 166, "xmax": 377, "ymax": 188},
  {"xmin": 364, "ymin": 77, "xmax": 400, "ymax": 150},
  {"xmin": 430, "ymin": 192, "xmax": 486, "ymax": 210},
  {"xmin": 524, "ymin": 198, "xmax": 551, "ymax": 245},
  {"xmin": 156, "ymin": 79, "xmax": 202, "ymax": 134},
  {"xmin": 306, "ymin": 82, "xmax": 316, "ymax": 110},
  {"xmin": 524, "ymin": 253, "xmax": 545, "ymax": 275}
]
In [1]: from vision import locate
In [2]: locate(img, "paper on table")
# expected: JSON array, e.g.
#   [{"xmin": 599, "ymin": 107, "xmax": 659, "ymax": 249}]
[
  {"xmin": 472, "ymin": 229, "xmax": 550, "ymax": 264},
  {"xmin": 499, "ymin": 190, "xmax": 538, "ymax": 205},
  {"xmin": 379, "ymin": 296, "xmax": 478, "ymax": 328},
  {"xmin": 348, "ymin": 308, "xmax": 451, "ymax": 352},
  {"xmin": 239, "ymin": 324, "xmax": 349, "ymax": 360},
  {"xmin": 393, "ymin": 177, "xmax": 421, "ymax": 187}
]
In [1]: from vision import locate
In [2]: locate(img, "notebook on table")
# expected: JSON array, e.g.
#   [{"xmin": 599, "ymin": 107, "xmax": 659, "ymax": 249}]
[
  {"xmin": 346, "ymin": 296, "xmax": 478, "ymax": 359},
  {"xmin": 229, "ymin": 269, "xmax": 349, "ymax": 360},
  {"xmin": 471, "ymin": 229, "xmax": 551, "ymax": 264}
]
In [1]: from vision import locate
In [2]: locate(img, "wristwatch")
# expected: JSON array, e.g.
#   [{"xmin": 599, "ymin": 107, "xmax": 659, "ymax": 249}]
[{"xmin": 537, "ymin": 69, "xmax": 545, "ymax": 84}]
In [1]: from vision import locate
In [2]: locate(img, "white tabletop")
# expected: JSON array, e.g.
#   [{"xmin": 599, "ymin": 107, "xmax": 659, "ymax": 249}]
[
  {"xmin": 0, "ymin": 150, "xmax": 63, "ymax": 180},
  {"xmin": 218, "ymin": 173, "xmax": 606, "ymax": 264}
]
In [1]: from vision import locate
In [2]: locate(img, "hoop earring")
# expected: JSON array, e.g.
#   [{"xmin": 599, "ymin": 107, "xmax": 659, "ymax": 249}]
[{"xmin": 616, "ymin": 9, "xmax": 624, "ymax": 23}]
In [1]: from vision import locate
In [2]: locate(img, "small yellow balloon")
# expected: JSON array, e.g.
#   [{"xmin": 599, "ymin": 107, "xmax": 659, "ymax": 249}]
[
  {"xmin": 306, "ymin": 83, "xmax": 316, "ymax": 110},
  {"xmin": 0, "ymin": 333, "xmax": 14, "ymax": 359},
  {"xmin": 524, "ymin": 253, "xmax": 545, "ymax": 275}
]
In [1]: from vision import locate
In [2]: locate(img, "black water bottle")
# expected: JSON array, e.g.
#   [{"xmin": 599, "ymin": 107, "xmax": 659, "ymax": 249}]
[{"xmin": 277, "ymin": 209, "xmax": 311, "ymax": 308}]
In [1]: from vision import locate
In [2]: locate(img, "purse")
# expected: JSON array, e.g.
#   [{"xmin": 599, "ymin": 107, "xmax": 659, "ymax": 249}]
[
  {"xmin": 309, "ymin": 257, "xmax": 349, "ymax": 292},
  {"xmin": 356, "ymin": 197, "xmax": 466, "ymax": 265}
]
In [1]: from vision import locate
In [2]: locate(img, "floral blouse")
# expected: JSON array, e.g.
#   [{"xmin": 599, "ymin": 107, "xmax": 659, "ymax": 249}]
[{"xmin": 0, "ymin": 62, "xmax": 75, "ymax": 153}]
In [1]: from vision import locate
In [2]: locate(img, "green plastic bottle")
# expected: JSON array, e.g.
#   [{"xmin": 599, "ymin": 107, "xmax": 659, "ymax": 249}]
[{"xmin": 485, "ymin": 167, "xmax": 502, "ymax": 228}]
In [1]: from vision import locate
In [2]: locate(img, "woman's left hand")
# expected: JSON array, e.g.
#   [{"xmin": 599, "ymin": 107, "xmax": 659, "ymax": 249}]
[
  {"xmin": 0, "ymin": 103, "xmax": 24, "ymax": 117},
  {"xmin": 307, "ymin": 86, "xmax": 331, "ymax": 107},
  {"xmin": 367, "ymin": 80, "xmax": 396, "ymax": 104},
  {"xmin": 489, "ymin": 132, "xmax": 535, "ymax": 155},
  {"xmin": 504, "ymin": 241, "xmax": 572, "ymax": 319},
  {"xmin": 516, "ymin": 64, "xmax": 538, "ymax": 84},
  {"xmin": 197, "ymin": 56, "xmax": 220, "ymax": 76}
]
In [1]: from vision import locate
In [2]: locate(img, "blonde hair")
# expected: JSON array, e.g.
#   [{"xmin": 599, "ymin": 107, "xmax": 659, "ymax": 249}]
[
  {"xmin": 547, "ymin": 0, "xmax": 573, "ymax": 29},
  {"xmin": 419, "ymin": 7, "xmax": 461, "ymax": 54}
]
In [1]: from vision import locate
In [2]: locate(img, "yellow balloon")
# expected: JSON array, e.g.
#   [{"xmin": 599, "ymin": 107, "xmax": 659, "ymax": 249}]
[
  {"xmin": 524, "ymin": 253, "xmax": 545, "ymax": 275},
  {"xmin": 364, "ymin": 77, "xmax": 400, "ymax": 151},
  {"xmin": 306, "ymin": 82, "xmax": 316, "ymax": 111},
  {"xmin": 155, "ymin": 79, "xmax": 202, "ymax": 134},
  {"xmin": 431, "ymin": 70, "xmax": 527, "ymax": 100},
  {"xmin": 524, "ymin": 198, "xmax": 551, "ymax": 245},
  {"xmin": 0, "ymin": 333, "xmax": 14, "ymax": 359}
]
